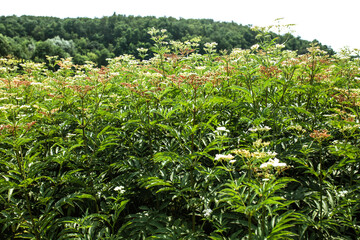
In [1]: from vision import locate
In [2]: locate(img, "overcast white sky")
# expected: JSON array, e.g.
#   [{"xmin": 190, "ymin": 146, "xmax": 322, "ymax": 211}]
[{"xmin": 1, "ymin": 0, "xmax": 359, "ymax": 52}]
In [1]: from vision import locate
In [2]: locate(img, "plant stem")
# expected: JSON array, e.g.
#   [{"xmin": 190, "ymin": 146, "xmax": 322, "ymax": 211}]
[
  {"xmin": 190, "ymin": 89, "xmax": 198, "ymax": 232},
  {"xmin": 16, "ymin": 147, "xmax": 40, "ymax": 240},
  {"xmin": 319, "ymin": 143, "xmax": 323, "ymax": 236},
  {"xmin": 248, "ymin": 212, "xmax": 253, "ymax": 240},
  {"xmin": 248, "ymin": 162, "xmax": 253, "ymax": 240},
  {"xmin": 146, "ymin": 100, "xmax": 153, "ymax": 155}
]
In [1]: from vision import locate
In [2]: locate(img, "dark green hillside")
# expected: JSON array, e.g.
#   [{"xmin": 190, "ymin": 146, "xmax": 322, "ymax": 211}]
[{"xmin": 0, "ymin": 14, "xmax": 334, "ymax": 65}]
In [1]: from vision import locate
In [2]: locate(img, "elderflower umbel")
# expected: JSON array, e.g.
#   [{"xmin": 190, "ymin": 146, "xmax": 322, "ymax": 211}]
[
  {"xmin": 248, "ymin": 126, "xmax": 271, "ymax": 132},
  {"xmin": 214, "ymin": 154, "xmax": 234, "ymax": 161},
  {"xmin": 216, "ymin": 126, "xmax": 228, "ymax": 131},
  {"xmin": 114, "ymin": 186, "xmax": 126, "ymax": 194},
  {"xmin": 204, "ymin": 42, "xmax": 218, "ymax": 49},
  {"xmin": 338, "ymin": 190, "xmax": 348, "ymax": 197},
  {"xmin": 253, "ymin": 139, "xmax": 270, "ymax": 148},
  {"xmin": 19, "ymin": 105, "xmax": 30, "ymax": 109},
  {"xmin": 203, "ymin": 208, "xmax": 213, "ymax": 217},
  {"xmin": 232, "ymin": 149, "xmax": 251, "ymax": 158},
  {"xmin": 30, "ymin": 82, "xmax": 42, "ymax": 86},
  {"xmin": 195, "ymin": 66, "xmax": 206, "ymax": 70},
  {"xmin": 260, "ymin": 158, "xmax": 287, "ymax": 169},
  {"xmin": 251, "ymin": 44, "xmax": 260, "ymax": 50}
]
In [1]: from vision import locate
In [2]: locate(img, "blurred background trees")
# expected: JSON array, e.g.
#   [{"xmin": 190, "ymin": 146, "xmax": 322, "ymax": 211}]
[{"xmin": 0, "ymin": 14, "xmax": 334, "ymax": 66}]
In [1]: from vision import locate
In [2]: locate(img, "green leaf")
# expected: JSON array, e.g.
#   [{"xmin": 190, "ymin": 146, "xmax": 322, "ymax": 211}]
[{"xmin": 140, "ymin": 177, "xmax": 174, "ymax": 192}]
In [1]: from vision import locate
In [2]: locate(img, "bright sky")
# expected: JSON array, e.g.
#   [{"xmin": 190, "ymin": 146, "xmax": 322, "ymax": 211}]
[{"xmin": 1, "ymin": 0, "xmax": 359, "ymax": 52}]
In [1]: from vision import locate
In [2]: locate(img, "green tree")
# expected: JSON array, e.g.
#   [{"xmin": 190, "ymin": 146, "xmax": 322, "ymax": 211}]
[{"xmin": 0, "ymin": 34, "xmax": 12, "ymax": 56}]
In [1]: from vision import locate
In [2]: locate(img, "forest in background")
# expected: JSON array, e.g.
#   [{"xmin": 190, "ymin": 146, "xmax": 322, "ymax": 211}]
[{"xmin": 0, "ymin": 14, "xmax": 335, "ymax": 66}]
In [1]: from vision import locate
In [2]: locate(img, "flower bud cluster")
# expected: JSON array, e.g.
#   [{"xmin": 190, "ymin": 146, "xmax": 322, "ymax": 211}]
[
  {"xmin": 310, "ymin": 129, "xmax": 331, "ymax": 142},
  {"xmin": 287, "ymin": 124, "xmax": 307, "ymax": 134},
  {"xmin": 253, "ymin": 139, "xmax": 270, "ymax": 148}
]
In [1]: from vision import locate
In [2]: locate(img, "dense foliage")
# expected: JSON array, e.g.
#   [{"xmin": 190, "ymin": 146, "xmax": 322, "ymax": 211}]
[
  {"xmin": 0, "ymin": 14, "xmax": 335, "ymax": 66},
  {"xmin": 0, "ymin": 26, "xmax": 359, "ymax": 239}
]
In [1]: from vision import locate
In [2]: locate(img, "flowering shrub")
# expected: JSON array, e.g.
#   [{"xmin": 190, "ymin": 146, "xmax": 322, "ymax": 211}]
[{"xmin": 0, "ymin": 27, "xmax": 359, "ymax": 239}]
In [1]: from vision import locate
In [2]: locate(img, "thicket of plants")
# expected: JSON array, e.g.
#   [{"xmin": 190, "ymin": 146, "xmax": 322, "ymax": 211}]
[{"xmin": 0, "ymin": 25, "xmax": 359, "ymax": 239}]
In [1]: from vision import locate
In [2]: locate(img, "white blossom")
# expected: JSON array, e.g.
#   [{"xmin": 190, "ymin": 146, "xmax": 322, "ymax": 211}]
[
  {"xmin": 20, "ymin": 105, "xmax": 31, "ymax": 109},
  {"xmin": 248, "ymin": 126, "xmax": 271, "ymax": 132},
  {"xmin": 338, "ymin": 190, "xmax": 348, "ymax": 197},
  {"xmin": 114, "ymin": 186, "xmax": 126, "ymax": 194},
  {"xmin": 216, "ymin": 126, "xmax": 229, "ymax": 132},
  {"xmin": 214, "ymin": 154, "xmax": 234, "ymax": 161},
  {"xmin": 66, "ymin": 133, "xmax": 77, "ymax": 138},
  {"xmin": 195, "ymin": 66, "xmax": 206, "ymax": 70},
  {"xmin": 203, "ymin": 208, "xmax": 212, "ymax": 217},
  {"xmin": 204, "ymin": 42, "xmax": 218, "ymax": 48},
  {"xmin": 251, "ymin": 44, "xmax": 260, "ymax": 50},
  {"xmin": 30, "ymin": 82, "xmax": 42, "ymax": 86},
  {"xmin": 260, "ymin": 158, "xmax": 287, "ymax": 169}
]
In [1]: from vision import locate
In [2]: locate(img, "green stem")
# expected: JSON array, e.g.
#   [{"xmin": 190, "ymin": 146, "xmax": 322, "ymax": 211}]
[
  {"xmin": 248, "ymin": 212, "xmax": 253, "ymax": 240},
  {"xmin": 319, "ymin": 143, "xmax": 323, "ymax": 235},
  {"xmin": 261, "ymin": 202, "xmax": 265, "ymax": 237},
  {"xmin": 16, "ymin": 147, "xmax": 40, "ymax": 240},
  {"xmin": 191, "ymin": 90, "xmax": 198, "ymax": 232},
  {"xmin": 81, "ymin": 98, "xmax": 89, "ymax": 162},
  {"xmin": 146, "ymin": 100, "xmax": 153, "ymax": 155},
  {"xmin": 248, "ymin": 162, "xmax": 253, "ymax": 240}
]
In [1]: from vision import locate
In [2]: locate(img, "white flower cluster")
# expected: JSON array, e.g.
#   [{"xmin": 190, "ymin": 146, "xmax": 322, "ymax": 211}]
[
  {"xmin": 19, "ymin": 105, "xmax": 31, "ymax": 109},
  {"xmin": 66, "ymin": 133, "xmax": 77, "ymax": 138},
  {"xmin": 338, "ymin": 190, "xmax": 348, "ymax": 197},
  {"xmin": 114, "ymin": 186, "xmax": 126, "ymax": 194},
  {"xmin": 340, "ymin": 124, "xmax": 360, "ymax": 132},
  {"xmin": 253, "ymin": 139, "xmax": 270, "ymax": 148},
  {"xmin": 260, "ymin": 158, "xmax": 287, "ymax": 169},
  {"xmin": 195, "ymin": 66, "xmax": 206, "ymax": 70},
  {"xmin": 203, "ymin": 208, "xmax": 213, "ymax": 217},
  {"xmin": 251, "ymin": 44, "xmax": 260, "ymax": 50},
  {"xmin": 215, "ymin": 126, "xmax": 230, "ymax": 135},
  {"xmin": 232, "ymin": 149, "xmax": 277, "ymax": 159},
  {"xmin": 137, "ymin": 47, "xmax": 148, "ymax": 53},
  {"xmin": 214, "ymin": 154, "xmax": 234, "ymax": 161},
  {"xmin": 216, "ymin": 126, "xmax": 229, "ymax": 132},
  {"xmin": 0, "ymin": 104, "xmax": 16, "ymax": 111},
  {"xmin": 30, "ymin": 82, "xmax": 43, "ymax": 86},
  {"xmin": 143, "ymin": 72, "xmax": 163, "ymax": 78},
  {"xmin": 287, "ymin": 124, "xmax": 306, "ymax": 133},
  {"xmin": 248, "ymin": 126, "xmax": 271, "ymax": 132},
  {"xmin": 204, "ymin": 42, "xmax": 218, "ymax": 49}
]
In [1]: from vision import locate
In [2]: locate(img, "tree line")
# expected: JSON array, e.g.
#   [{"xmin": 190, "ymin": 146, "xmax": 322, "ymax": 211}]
[{"xmin": 0, "ymin": 14, "xmax": 334, "ymax": 66}]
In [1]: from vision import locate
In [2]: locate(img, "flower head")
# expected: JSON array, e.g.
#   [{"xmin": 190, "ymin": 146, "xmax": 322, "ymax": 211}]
[
  {"xmin": 248, "ymin": 126, "xmax": 271, "ymax": 132},
  {"xmin": 114, "ymin": 186, "xmax": 126, "ymax": 194},
  {"xmin": 251, "ymin": 44, "xmax": 260, "ymax": 50},
  {"xmin": 203, "ymin": 208, "xmax": 212, "ymax": 217},
  {"xmin": 260, "ymin": 158, "xmax": 287, "ymax": 169},
  {"xmin": 214, "ymin": 154, "xmax": 234, "ymax": 161},
  {"xmin": 310, "ymin": 129, "xmax": 331, "ymax": 142},
  {"xmin": 215, "ymin": 126, "xmax": 230, "ymax": 134}
]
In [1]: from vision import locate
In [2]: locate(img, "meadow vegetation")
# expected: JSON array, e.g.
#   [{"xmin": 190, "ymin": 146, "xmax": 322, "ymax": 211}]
[{"xmin": 0, "ymin": 25, "xmax": 359, "ymax": 239}]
